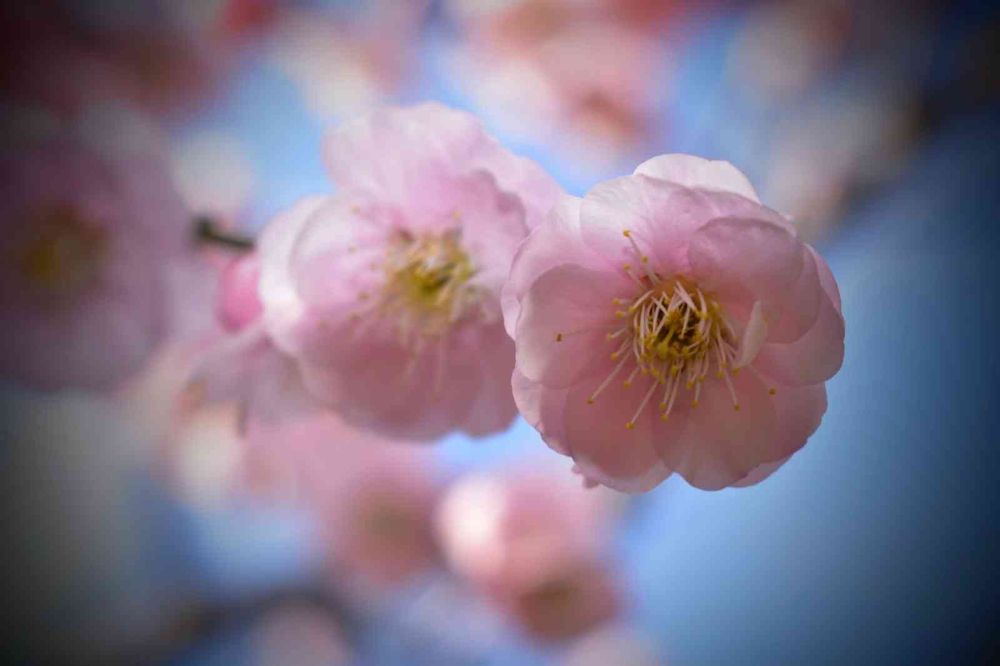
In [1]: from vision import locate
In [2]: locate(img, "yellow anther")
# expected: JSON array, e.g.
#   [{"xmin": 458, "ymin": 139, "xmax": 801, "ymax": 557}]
[
  {"xmin": 691, "ymin": 400, "xmax": 699, "ymax": 408},
  {"xmin": 623, "ymin": 230, "xmax": 632, "ymax": 237},
  {"xmin": 555, "ymin": 333, "xmax": 563, "ymax": 342},
  {"xmin": 733, "ymin": 404, "xmax": 741, "ymax": 412},
  {"xmin": 625, "ymin": 421, "xmax": 635, "ymax": 430},
  {"xmin": 768, "ymin": 387, "xmax": 777, "ymax": 396},
  {"xmin": 587, "ymin": 398, "xmax": 595, "ymax": 405},
  {"xmin": 660, "ymin": 413, "xmax": 670, "ymax": 421}
]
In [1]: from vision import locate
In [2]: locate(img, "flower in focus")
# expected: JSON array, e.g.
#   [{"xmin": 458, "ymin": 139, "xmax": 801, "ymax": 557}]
[
  {"xmin": 436, "ymin": 465, "xmax": 622, "ymax": 642},
  {"xmin": 0, "ymin": 136, "xmax": 186, "ymax": 390},
  {"xmin": 504, "ymin": 154, "xmax": 845, "ymax": 492},
  {"xmin": 257, "ymin": 103, "xmax": 560, "ymax": 440}
]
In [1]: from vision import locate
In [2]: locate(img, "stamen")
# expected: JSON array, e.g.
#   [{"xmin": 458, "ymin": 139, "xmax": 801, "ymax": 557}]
[
  {"xmin": 626, "ymin": 380, "xmax": 659, "ymax": 429},
  {"xmin": 588, "ymin": 354, "xmax": 629, "ymax": 404}
]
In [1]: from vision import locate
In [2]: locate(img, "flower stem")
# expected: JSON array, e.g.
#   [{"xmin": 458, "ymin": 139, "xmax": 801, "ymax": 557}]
[{"xmin": 193, "ymin": 216, "xmax": 255, "ymax": 251}]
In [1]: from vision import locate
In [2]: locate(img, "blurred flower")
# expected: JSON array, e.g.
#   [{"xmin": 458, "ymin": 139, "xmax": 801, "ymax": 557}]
[
  {"xmin": 245, "ymin": 415, "xmax": 442, "ymax": 595},
  {"xmin": 505, "ymin": 154, "xmax": 844, "ymax": 491},
  {"xmin": 764, "ymin": 83, "xmax": 919, "ymax": 241},
  {"xmin": 249, "ymin": 601, "xmax": 353, "ymax": 666},
  {"xmin": 728, "ymin": 0, "xmax": 853, "ymax": 101},
  {"xmin": 561, "ymin": 625, "xmax": 662, "ymax": 666},
  {"xmin": 436, "ymin": 465, "xmax": 622, "ymax": 642},
  {"xmin": 0, "ymin": 1, "xmax": 276, "ymax": 121},
  {"xmin": 170, "ymin": 130, "xmax": 257, "ymax": 224},
  {"xmin": 269, "ymin": 2, "xmax": 426, "ymax": 120},
  {"xmin": 0, "ymin": 135, "xmax": 187, "ymax": 391},
  {"xmin": 256, "ymin": 103, "xmax": 560, "ymax": 440},
  {"xmin": 444, "ymin": 0, "xmax": 672, "ymax": 169}
]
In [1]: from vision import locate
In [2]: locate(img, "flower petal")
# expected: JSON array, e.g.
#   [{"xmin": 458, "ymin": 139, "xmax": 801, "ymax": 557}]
[
  {"xmin": 560, "ymin": 371, "xmax": 672, "ymax": 493},
  {"xmin": 634, "ymin": 153, "xmax": 760, "ymax": 202},
  {"xmin": 502, "ymin": 195, "xmax": 604, "ymax": 338},
  {"xmin": 752, "ymin": 291, "xmax": 845, "ymax": 386},
  {"xmin": 515, "ymin": 264, "xmax": 629, "ymax": 388},
  {"xmin": 653, "ymin": 369, "xmax": 777, "ymax": 490}
]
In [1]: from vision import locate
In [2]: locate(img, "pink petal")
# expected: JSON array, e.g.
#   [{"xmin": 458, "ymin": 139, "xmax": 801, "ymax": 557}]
[
  {"xmin": 653, "ymin": 369, "xmax": 777, "ymax": 490},
  {"xmin": 734, "ymin": 300, "xmax": 768, "ymax": 369},
  {"xmin": 752, "ymin": 290, "xmax": 845, "ymax": 386},
  {"xmin": 515, "ymin": 264, "xmax": 629, "ymax": 389},
  {"xmin": 810, "ymin": 246, "xmax": 842, "ymax": 314},
  {"xmin": 258, "ymin": 195, "xmax": 331, "ymax": 352},
  {"xmin": 634, "ymin": 153, "xmax": 760, "ymax": 202},
  {"xmin": 512, "ymin": 367, "xmax": 571, "ymax": 456},
  {"xmin": 579, "ymin": 175, "xmax": 788, "ymax": 276},
  {"xmin": 502, "ymin": 195, "xmax": 599, "ymax": 338},
  {"xmin": 730, "ymin": 456, "xmax": 790, "ymax": 488},
  {"xmin": 687, "ymin": 217, "xmax": 804, "ymax": 319},
  {"xmin": 731, "ymin": 381, "xmax": 828, "ymax": 487},
  {"xmin": 560, "ymin": 371, "xmax": 673, "ymax": 493},
  {"xmin": 459, "ymin": 324, "xmax": 518, "ymax": 437}
]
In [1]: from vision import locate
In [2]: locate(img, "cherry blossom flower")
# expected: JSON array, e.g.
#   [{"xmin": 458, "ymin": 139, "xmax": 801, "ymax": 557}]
[
  {"xmin": 244, "ymin": 415, "xmax": 442, "ymax": 595},
  {"xmin": 436, "ymin": 465, "xmax": 622, "ymax": 641},
  {"xmin": 256, "ymin": 103, "xmax": 560, "ymax": 440},
  {"xmin": 0, "ymin": 136, "xmax": 186, "ymax": 391},
  {"xmin": 504, "ymin": 154, "xmax": 845, "ymax": 492}
]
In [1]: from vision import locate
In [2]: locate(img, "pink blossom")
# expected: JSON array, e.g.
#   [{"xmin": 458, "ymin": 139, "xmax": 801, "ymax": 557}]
[
  {"xmin": 0, "ymin": 137, "xmax": 186, "ymax": 390},
  {"xmin": 436, "ymin": 465, "xmax": 621, "ymax": 641},
  {"xmin": 504, "ymin": 154, "xmax": 845, "ymax": 492},
  {"xmin": 245, "ymin": 415, "xmax": 442, "ymax": 592},
  {"xmin": 257, "ymin": 103, "xmax": 560, "ymax": 440}
]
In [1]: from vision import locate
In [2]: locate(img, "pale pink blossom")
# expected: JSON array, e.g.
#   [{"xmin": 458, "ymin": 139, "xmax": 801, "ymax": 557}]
[
  {"xmin": 0, "ymin": 137, "xmax": 186, "ymax": 390},
  {"xmin": 257, "ymin": 103, "xmax": 560, "ymax": 440},
  {"xmin": 436, "ymin": 465, "xmax": 621, "ymax": 641},
  {"xmin": 505, "ymin": 154, "xmax": 845, "ymax": 492}
]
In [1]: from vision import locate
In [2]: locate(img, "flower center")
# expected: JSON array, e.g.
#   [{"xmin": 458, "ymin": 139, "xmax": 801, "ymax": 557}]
[
  {"xmin": 560, "ymin": 229, "xmax": 764, "ymax": 429},
  {"xmin": 18, "ymin": 206, "xmax": 106, "ymax": 298},
  {"xmin": 376, "ymin": 228, "xmax": 481, "ymax": 344}
]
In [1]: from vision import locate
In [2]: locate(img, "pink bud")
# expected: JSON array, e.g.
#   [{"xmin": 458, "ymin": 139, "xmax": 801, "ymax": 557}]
[{"xmin": 216, "ymin": 252, "xmax": 262, "ymax": 332}]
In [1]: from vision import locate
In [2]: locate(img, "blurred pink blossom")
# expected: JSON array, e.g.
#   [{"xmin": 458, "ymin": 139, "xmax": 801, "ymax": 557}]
[
  {"xmin": 245, "ymin": 415, "xmax": 442, "ymax": 594},
  {"xmin": 269, "ymin": 3, "xmax": 426, "ymax": 120},
  {"xmin": 0, "ymin": 136, "xmax": 186, "ymax": 390},
  {"xmin": 445, "ymin": 0, "xmax": 673, "ymax": 167},
  {"xmin": 504, "ymin": 154, "xmax": 845, "ymax": 492},
  {"xmin": 256, "ymin": 103, "xmax": 560, "ymax": 440},
  {"xmin": 1, "ymin": 1, "xmax": 277, "ymax": 120},
  {"xmin": 436, "ymin": 465, "xmax": 622, "ymax": 642}
]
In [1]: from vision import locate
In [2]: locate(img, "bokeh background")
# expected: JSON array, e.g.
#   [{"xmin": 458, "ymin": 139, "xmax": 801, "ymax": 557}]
[{"xmin": 2, "ymin": 1, "xmax": 998, "ymax": 664}]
